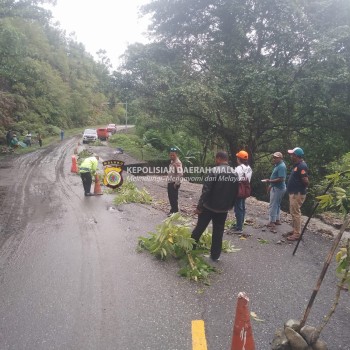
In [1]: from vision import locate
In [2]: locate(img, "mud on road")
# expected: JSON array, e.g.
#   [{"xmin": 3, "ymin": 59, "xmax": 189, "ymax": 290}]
[{"xmin": 0, "ymin": 138, "xmax": 80, "ymax": 249}]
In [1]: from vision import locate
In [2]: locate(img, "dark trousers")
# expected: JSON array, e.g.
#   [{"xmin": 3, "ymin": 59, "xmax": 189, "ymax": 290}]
[
  {"xmin": 167, "ymin": 182, "xmax": 180, "ymax": 213},
  {"xmin": 81, "ymin": 172, "xmax": 92, "ymax": 194},
  {"xmin": 191, "ymin": 208, "xmax": 228, "ymax": 260}
]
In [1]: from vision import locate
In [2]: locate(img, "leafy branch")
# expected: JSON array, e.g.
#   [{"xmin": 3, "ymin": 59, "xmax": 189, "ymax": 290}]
[
  {"xmin": 138, "ymin": 213, "xmax": 240, "ymax": 284},
  {"xmin": 316, "ymin": 169, "xmax": 350, "ymax": 215},
  {"xmin": 113, "ymin": 179, "xmax": 152, "ymax": 205}
]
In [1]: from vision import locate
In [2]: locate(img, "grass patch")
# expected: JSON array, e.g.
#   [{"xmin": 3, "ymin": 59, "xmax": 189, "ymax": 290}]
[{"xmin": 108, "ymin": 132, "xmax": 163, "ymax": 161}]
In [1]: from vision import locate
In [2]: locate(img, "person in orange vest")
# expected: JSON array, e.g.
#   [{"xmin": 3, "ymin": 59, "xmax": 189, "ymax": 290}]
[{"xmin": 79, "ymin": 154, "xmax": 99, "ymax": 196}]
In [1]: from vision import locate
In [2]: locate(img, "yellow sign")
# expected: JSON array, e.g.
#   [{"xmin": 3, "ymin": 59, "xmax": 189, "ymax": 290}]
[{"xmin": 103, "ymin": 160, "xmax": 124, "ymax": 189}]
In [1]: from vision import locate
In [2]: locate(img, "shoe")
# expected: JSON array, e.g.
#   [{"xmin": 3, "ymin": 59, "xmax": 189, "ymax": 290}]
[
  {"xmin": 85, "ymin": 193, "xmax": 93, "ymax": 196},
  {"xmin": 282, "ymin": 231, "xmax": 294, "ymax": 238},
  {"xmin": 287, "ymin": 234, "xmax": 300, "ymax": 241},
  {"xmin": 203, "ymin": 254, "xmax": 220, "ymax": 262},
  {"xmin": 241, "ymin": 233, "xmax": 251, "ymax": 238},
  {"xmin": 266, "ymin": 222, "xmax": 275, "ymax": 228},
  {"xmin": 274, "ymin": 220, "xmax": 282, "ymax": 225},
  {"xmin": 232, "ymin": 230, "xmax": 243, "ymax": 235}
]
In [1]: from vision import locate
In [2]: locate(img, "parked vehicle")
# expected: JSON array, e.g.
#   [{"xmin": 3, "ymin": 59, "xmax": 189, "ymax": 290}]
[
  {"xmin": 82, "ymin": 129, "xmax": 98, "ymax": 144},
  {"xmin": 97, "ymin": 128, "xmax": 109, "ymax": 141},
  {"xmin": 107, "ymin": 124, "xmax": 117, "ymax": 134}
]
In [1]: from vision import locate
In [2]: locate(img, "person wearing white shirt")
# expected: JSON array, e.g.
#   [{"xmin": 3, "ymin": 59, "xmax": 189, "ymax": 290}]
[{"xmin": 232, "ymin": 150, "xmax": 252, "ymax": 234}]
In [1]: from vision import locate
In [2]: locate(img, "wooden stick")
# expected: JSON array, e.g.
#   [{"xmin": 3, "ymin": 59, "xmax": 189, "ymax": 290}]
[{"xmin": 300, "ymin": 214, "xmax": 350, "ymax": 328}]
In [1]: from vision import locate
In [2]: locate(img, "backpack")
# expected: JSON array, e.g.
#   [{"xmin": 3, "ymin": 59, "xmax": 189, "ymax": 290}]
[{"xmin": 237, "ymin": 166, "xmax": 251, "ymax": 199}]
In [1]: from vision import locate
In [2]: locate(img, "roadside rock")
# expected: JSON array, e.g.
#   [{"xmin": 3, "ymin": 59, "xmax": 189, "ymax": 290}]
[
  {"xmin": 272, "ymin": 323, "xmax": 328, "ymax": 350},
  {"xmin": 285, "ymin": 327, "xmax": 309, "ymax": 350}
]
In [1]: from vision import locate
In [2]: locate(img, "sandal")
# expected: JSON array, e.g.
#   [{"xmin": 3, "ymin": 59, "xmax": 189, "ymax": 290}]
[{"xmin": 287, "ymin": 234, "xmax": 300, "ymax": 241}]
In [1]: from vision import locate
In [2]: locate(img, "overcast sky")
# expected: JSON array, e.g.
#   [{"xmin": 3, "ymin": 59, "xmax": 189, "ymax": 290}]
[{"xmin": 46, "ymin": 0, "xmax": 151, "ymax": 68}]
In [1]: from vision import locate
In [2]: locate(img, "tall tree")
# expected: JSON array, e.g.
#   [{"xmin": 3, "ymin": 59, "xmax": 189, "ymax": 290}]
[{"xmin": 116, "ymin": 0, "xmax": 350, "ymax": 164}]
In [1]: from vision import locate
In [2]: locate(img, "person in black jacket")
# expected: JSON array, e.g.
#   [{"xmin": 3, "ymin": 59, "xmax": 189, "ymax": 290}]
[{"xmin": 191, "ymin": 151, "xmax": 238, "ymax": 261}]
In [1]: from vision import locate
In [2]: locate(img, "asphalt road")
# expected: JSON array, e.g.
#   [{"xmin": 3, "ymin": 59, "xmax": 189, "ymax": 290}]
[{"xmin": 0, "ymin": 137, "xmax": 349, "ymax": 350}]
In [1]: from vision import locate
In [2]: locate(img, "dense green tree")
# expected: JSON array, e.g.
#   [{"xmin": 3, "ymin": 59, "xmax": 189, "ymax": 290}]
[
  {"xmin": 0, "ymin": 0, "xmax": 115, "ymax": 136},
  {"xmin": 115, "ymin": 0, "xmax": 350, "ymax": 168}
]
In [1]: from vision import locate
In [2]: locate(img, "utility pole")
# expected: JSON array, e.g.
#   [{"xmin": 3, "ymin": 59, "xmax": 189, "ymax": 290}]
[{"xmin": 117, "ymin": 102, "xmax": 128, "ymax": 130}]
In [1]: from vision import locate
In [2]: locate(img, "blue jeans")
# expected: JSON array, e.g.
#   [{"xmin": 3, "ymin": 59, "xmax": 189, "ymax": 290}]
[
  {"xmin": 234, "ymin": 198, "xmax": 246, "ymax": 231},
  {"xmin": 269, "ymin": 187, "xmax": 286, "ymax": 222}
]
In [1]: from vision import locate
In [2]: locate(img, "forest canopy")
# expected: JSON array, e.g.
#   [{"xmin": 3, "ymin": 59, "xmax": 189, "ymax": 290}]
[{"xmin": 115, "ymin": 0, "xmax": 350, "ymax": 169}]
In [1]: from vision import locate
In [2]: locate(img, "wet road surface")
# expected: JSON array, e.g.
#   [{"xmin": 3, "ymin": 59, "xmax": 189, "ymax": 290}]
[{"xmin": 0, "ymin": 138, "xmax": 349, "ymax": 349}]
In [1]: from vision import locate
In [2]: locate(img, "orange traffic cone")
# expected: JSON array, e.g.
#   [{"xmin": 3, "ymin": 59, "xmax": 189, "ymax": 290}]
[
  {"xmin": 71, "ymin": 155, "xmax": 78, "ymax": 173},
  {"xmin": 94, "ymin": 174, "xmax": 103, "ymax": 195},
  {"xmin": 231, "ymin": 292, "xmax": 255, "ymax": 350}
]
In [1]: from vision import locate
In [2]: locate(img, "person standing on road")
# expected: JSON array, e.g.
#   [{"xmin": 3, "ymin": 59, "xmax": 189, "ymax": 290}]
[
  {"xmin": 167, "ymin": 147, "xmax": 183, "ymax": 215},
  {"xmin": 231, "ymin": 150, "xmax": 252, "ymax": 235},
  {"xmin": 37, "ymin": 132, "xmax": 42, "ymax": 147},
  {"xmin": 262, "ymin": 152, "xmax": 287, "ymax": 228},
  {"xmin": 6, "ymin": 130, "xmax": 13, "ymax": 147},
  {"xmin": 60, "ymin": 129, "xmax": 64, "ymax": 141},
  {"xmin": 25, "ymin": 131, "xmax": 32, "ymax": 147},
  {"xmin": 79, "ymin": 154, "xmax": 99, "ymax": 196},
  {"xmin": 285, "ymin": 147, "xmax": 309, "ymax": 241},
  {"xmin": 191, "ymin": 151, "xmax": 238, "ymax": 262}
]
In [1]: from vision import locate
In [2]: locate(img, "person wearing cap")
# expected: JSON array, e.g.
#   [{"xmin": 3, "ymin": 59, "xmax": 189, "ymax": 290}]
[
  {"xmin": 191, "ymin": 151, "xmax": 238, "ymax": 261},
  {"xmin": 231, "ymin": 150, "xmax": 252, "ymax": 234},
  {"xmin": 79, "ymin": 154, "xmax": 100, "ymax": 196},
  {"xmin": 10, "ymin": 133, "xmax": 19, "ymax": 149},
  {"xmin": 167, "ymin": 147, "xmax": 183, "ymax": 215},
  {"xmin": 285, "ymin": 147, "xmax": 309, "ymax": 241},
  {"xmin": 262, "ymin": 152, "xmax": 287, "ymax": 228}
]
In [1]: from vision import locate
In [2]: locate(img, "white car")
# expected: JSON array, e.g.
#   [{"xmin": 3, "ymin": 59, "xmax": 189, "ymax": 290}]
[{"xmin": 82, "ymin": 129, "xmax": 98, "ymax": 144}]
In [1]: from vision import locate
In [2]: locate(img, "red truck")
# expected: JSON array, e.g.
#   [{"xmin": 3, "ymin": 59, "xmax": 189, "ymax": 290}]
[{"xmin": 97, "ymin": 128, "xmax": 109, "ymax": 141}]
